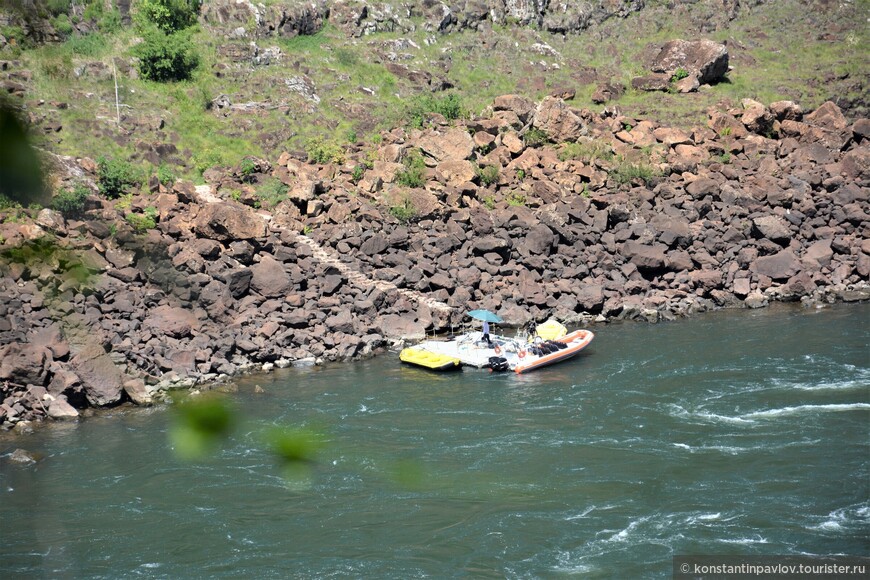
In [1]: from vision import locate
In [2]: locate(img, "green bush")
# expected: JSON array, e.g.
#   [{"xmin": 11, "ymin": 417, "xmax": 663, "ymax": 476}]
[
  {"xmin": 52, "ymin": 14, "xmax": 74, "ymax": 36},
  {"xmin": 406, "ymin": 93, "xmax": 465, "ymax": 127},
  {"xmin": 193, "ymin": 148, "xmax": 226, "ymax": 176},
  {"xmin": 476, "ymin": 164, "xmax": 499, "ymax": 186},
  {"xmin": 670, "ymin": 67, "xmax": 690, "ymax": 83},
  {"xmin": 156, "ymin": 164, "xmax": 175, "ymax": 186},
  {"xmin": 238, "ymin": 157, "xmax": 257, "ymax": 182},
  {"xmin": 306, "ymin": 138, "xmax": 345, "ymax": 164},
  {"xmin": 137, "ymin": 0, "xmax": 200, "ymax": 34},
  {"xmin": 44, "ymin": 0, "xmax": 73, "ymax": 16},
  {"xmin": 133, "ymin": 27, "xmax": 200, "ymax": 83},
  {"xmin": 83, "ymin": 0, "xmax": 121, "ymax": 33},
  {"xmin": 395, "ymin": 150, "xmax": 426, "ymax": 188},
  {"xmin": 388, "ymin": 196, "xmax": 417, "ymax": 223},
  {"xmin": 523, "ymin": 127, "xmax": 550, "ymax": 147},
  {"xmin": 126, "ymin": 211, "xmax": 156, "ymax": 232},
  {"xmin": 351, "ymin": 164, "xmax": 365, "ymax": 183},
  {"xmin": 97, "ymin": 157, "xmax": 141, "ymax": 198},
  {"xmin": 51, "ymin": 185, "xmax": 90, "ymax": 218},
  {"xmin": 255, "ymin": 177, "xmax": 288, "ymax": 208},
  {"xmin": 507, "ymin": 192, "xmax": 526, "ymax": 207},
  {"xmin": 611, "ymin": 161, "xmax": 657, "ymax": 185}
]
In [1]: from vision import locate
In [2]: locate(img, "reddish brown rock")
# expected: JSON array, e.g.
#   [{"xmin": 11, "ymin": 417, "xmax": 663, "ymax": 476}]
[
  {"xmin": 532, "ymin": 96, "xmax": 585, "ymax": 142},
  {"xmin": 194, "ymin": 202, "xmax": 267, "ymax": 242}
]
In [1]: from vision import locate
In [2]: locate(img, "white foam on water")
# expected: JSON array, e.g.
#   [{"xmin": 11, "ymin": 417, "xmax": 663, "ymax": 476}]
[
  {"xmin": 693, "ymin": 411, "xmax": 756, "ymax": 425},
  {"xmin": 718, "ymin": 535, "xmax": 769, "ymax": 545},
  {"xmin": 742, "ymin": 403, "xmax": 870, "ymax": 419},
  {"xmin": 565, "ymin": 505, "xmax": 597, "ymax": 521},
  {"xmin": 607, "ymin": 516, "xmax": 650, "ymax": 542},
  {"xmin": 808, "ymin": 502, "xmax": 870, "ymax": 532},
  {"xmin": 667, "ymin": 403, "xmax": 757, "ymax": 425}
]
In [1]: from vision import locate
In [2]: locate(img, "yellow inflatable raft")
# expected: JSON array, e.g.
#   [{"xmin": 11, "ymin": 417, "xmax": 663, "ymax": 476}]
[{"xmin": 399, "ymin": 347, "xmax": 462, "ymax": 371}]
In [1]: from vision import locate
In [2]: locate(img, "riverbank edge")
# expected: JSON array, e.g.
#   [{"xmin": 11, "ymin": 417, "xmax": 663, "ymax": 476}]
[{"xmin": 1, "ymin": 94, "xmax": 869, "ymax": 429}]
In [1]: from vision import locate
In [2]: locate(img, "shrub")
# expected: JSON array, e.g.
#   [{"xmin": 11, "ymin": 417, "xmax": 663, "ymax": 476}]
[
  {"xmin": 507, "ymin": 192, "xmax": 526, "ymax": 207},
  {"xmin": 97, "ymin": 157, "xmax": 141, "ymax": 198},
  {"xmin": 51, "ymin": 185, "xmax": 90, "ymax": 218},
  {"xmin": 351, "ymin": 164, "xmax": 365, "ymax": 183},
  {"xmin": 238, "ymin": 157, "xmax": 257, "ymax": 182},
  {"xmin": 395, "ymin": 150, "xmax": 426, "ymax": 188},
  {"xmin": 125, "ymin": 208, "xmax": 157, "ymax": 232},
  {"xmin": 476, "ymin": 164, "xmax": 499, "ymax": 186},
  {"xmin": 134, "ymin": 28, "xmax": 200, "ymax": 82},
  {"xmin": 611, "ymin": 161, "xmax": 656, "ymax": 185},
  {"xmin": 406, "ymin": 93, "xmax": 464, "ymax": 127},
  {"xmin": 193, "ymin": 148, "xmax": 226, "ymax": 176},
  {"xmin": 52, "ymin": 14, "xmax": 74, "ymax": 36},
  {"xmin": 255, "ymin": 177, "xmax": 288, "ymax": 208},
  {"xmin": 306, "ymin": 138, "xmax": 345, "ymax": 164},
  {"xmin": 156, "ymin": 164, "xmax": 175, "ymax": 185},
  {"xmin": 670, "ymin": 67, "xmax": 690, "ymax": 83},
  {"xmin": 523, "ymin": 127, "xmax": 550, "ymax": 147},
  {"xmin": 137, "ymin": 0, "xmax": 200, "ymax": 34},
  {"xmin": 389, "ymin": 196, "xmax": 417, "ymax": 223},
  {"xmin": 83, "ymin": 0, "xmax": 121, "ymax": 33}
]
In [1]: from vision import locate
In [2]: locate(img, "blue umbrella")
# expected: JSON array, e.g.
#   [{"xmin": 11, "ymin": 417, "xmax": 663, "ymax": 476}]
[{"xmin": 467, "ymin": 309, "xmax": 503, "ymax": 323}]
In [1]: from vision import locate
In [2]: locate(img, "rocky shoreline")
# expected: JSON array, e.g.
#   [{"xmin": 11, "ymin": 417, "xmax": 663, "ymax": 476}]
[{"xmin": 1, "ymin": 94, "xmax": 868, "ymax": 428}]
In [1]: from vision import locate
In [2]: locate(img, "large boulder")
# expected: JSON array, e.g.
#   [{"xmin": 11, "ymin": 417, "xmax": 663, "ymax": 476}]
[
  {"xmin": 752, "ymin": 215, "xmax": 792, "ymax": 244},
  {"xmin": 646, "ymin": 39, "xmax": 729, "ymax": 85},
  {"xmin": 753, "ymin": 249, "xmax": 801, "ymax": 281},
  {"xmin": 532, "ymin": 96, "xmax": 586, "ymax": 142},
  {"xmin": 493, "ymin": 94, "xmax": 536, "ymax": 124},
  {"xmin": 419, "ymin": 128, "xmax": 474, "ymax": 162},
  {"xmin": 194, "ymin": 203, "xmax": 267, "ymax": 242},
  {"xmin": 518, "ymin": 224, "xmax": 558, "ymax": 256},
  {"xmin": 377, "ymin": 314, "xmax": 426, "ymax": 341},
  {"xmin": 250, "ymin": 255, "xmax": 292, "ymax": 297},
  {"xmin": 623, "ymin": 241, "xmax": 668, "ymax": 272},
  {"xmin": 70, "ymin": 344, "xmax": 125, "ymax": 407},
  {"xmin": 0, "ymin": 343, "xmax": 50, "ymax": 386},
  {"xmin": 436, "ymin": 159, "xmax": 477, "ymax": 187},
  {"xmin": 146, "ymin": 305, "xmax": 198, "ymax": 338}
]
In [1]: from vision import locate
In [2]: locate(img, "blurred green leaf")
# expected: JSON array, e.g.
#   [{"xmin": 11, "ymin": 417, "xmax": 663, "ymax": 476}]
[
  {"xmin": 0, "ymin": 98, "xmax": 48, "ymax": 207},
  {"xmin": 169, "ymin": 394, "xmax": 235, "ymax": 460},
  {"xmin": 265, "ymin": 425, "xmax": 325, "ymax": 465}
]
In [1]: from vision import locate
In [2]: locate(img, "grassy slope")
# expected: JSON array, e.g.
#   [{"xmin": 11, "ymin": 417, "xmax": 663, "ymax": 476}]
[{"xmin": 7, "ymin": 0, "xmax": 869, "ymax": 187}]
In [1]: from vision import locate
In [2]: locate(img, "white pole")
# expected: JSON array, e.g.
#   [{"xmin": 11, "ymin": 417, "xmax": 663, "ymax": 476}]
[{"xmin": 113, "ymin": 60, "xmax": 120, "ymax": 125}]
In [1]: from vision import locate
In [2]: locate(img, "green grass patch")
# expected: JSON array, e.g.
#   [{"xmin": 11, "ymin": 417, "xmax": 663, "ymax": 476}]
[{"xmin": 558, "ymin": 139, "xmax": 614, "ymax": 162}]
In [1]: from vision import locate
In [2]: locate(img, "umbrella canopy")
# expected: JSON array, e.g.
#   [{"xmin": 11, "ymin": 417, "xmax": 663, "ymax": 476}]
[{"xmin": 467, "ymin": 309, "xmax": 503, "ymax": 323}]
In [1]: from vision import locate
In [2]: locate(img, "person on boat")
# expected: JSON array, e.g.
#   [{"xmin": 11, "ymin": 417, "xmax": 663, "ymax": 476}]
[{"xmin": 482, "ymin": 321, "xmax": 493, "ymax": 347}]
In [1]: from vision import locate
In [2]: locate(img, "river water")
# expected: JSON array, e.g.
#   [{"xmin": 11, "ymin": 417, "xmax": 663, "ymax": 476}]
[{"xmin": 1, "ymin": 304, "xmax": 868, "ymax": 577}]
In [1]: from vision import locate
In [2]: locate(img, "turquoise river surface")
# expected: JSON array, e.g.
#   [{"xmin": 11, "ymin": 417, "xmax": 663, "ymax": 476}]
[{"xmin": 1, "ymin": 303, "xmax": 868, "ymax": 577}]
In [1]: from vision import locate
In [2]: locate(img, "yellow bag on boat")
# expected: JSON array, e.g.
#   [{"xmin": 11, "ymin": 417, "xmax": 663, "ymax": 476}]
[{"xmin": 533, "ymin": 319, "xmax": 568, "ymax": 341}]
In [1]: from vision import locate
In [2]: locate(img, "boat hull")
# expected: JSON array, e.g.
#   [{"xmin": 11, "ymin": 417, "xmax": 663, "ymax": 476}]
[{"xmin": 512, "ymin": 329, "xmax": 594, "ymax": 374}]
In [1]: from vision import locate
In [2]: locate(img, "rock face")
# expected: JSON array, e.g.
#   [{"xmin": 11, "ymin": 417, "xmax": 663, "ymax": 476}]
[
  {"xmin": 648, "ymin": 39, "xmax": 729, "ymax": 84},
  {"xmin": 635, "ymin": 38, "xmax": 729, "ymax": 91},
  {"xmin": 1, "ymin": 95, "xmax": 868, "ymax": 427},
  {"xmin": 533, "ymin": 96, "xmax": 586, "ymax": 142},
  {"xmin": 194, "ymin": 202, "xmax": 267, "ymax": 241}
]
